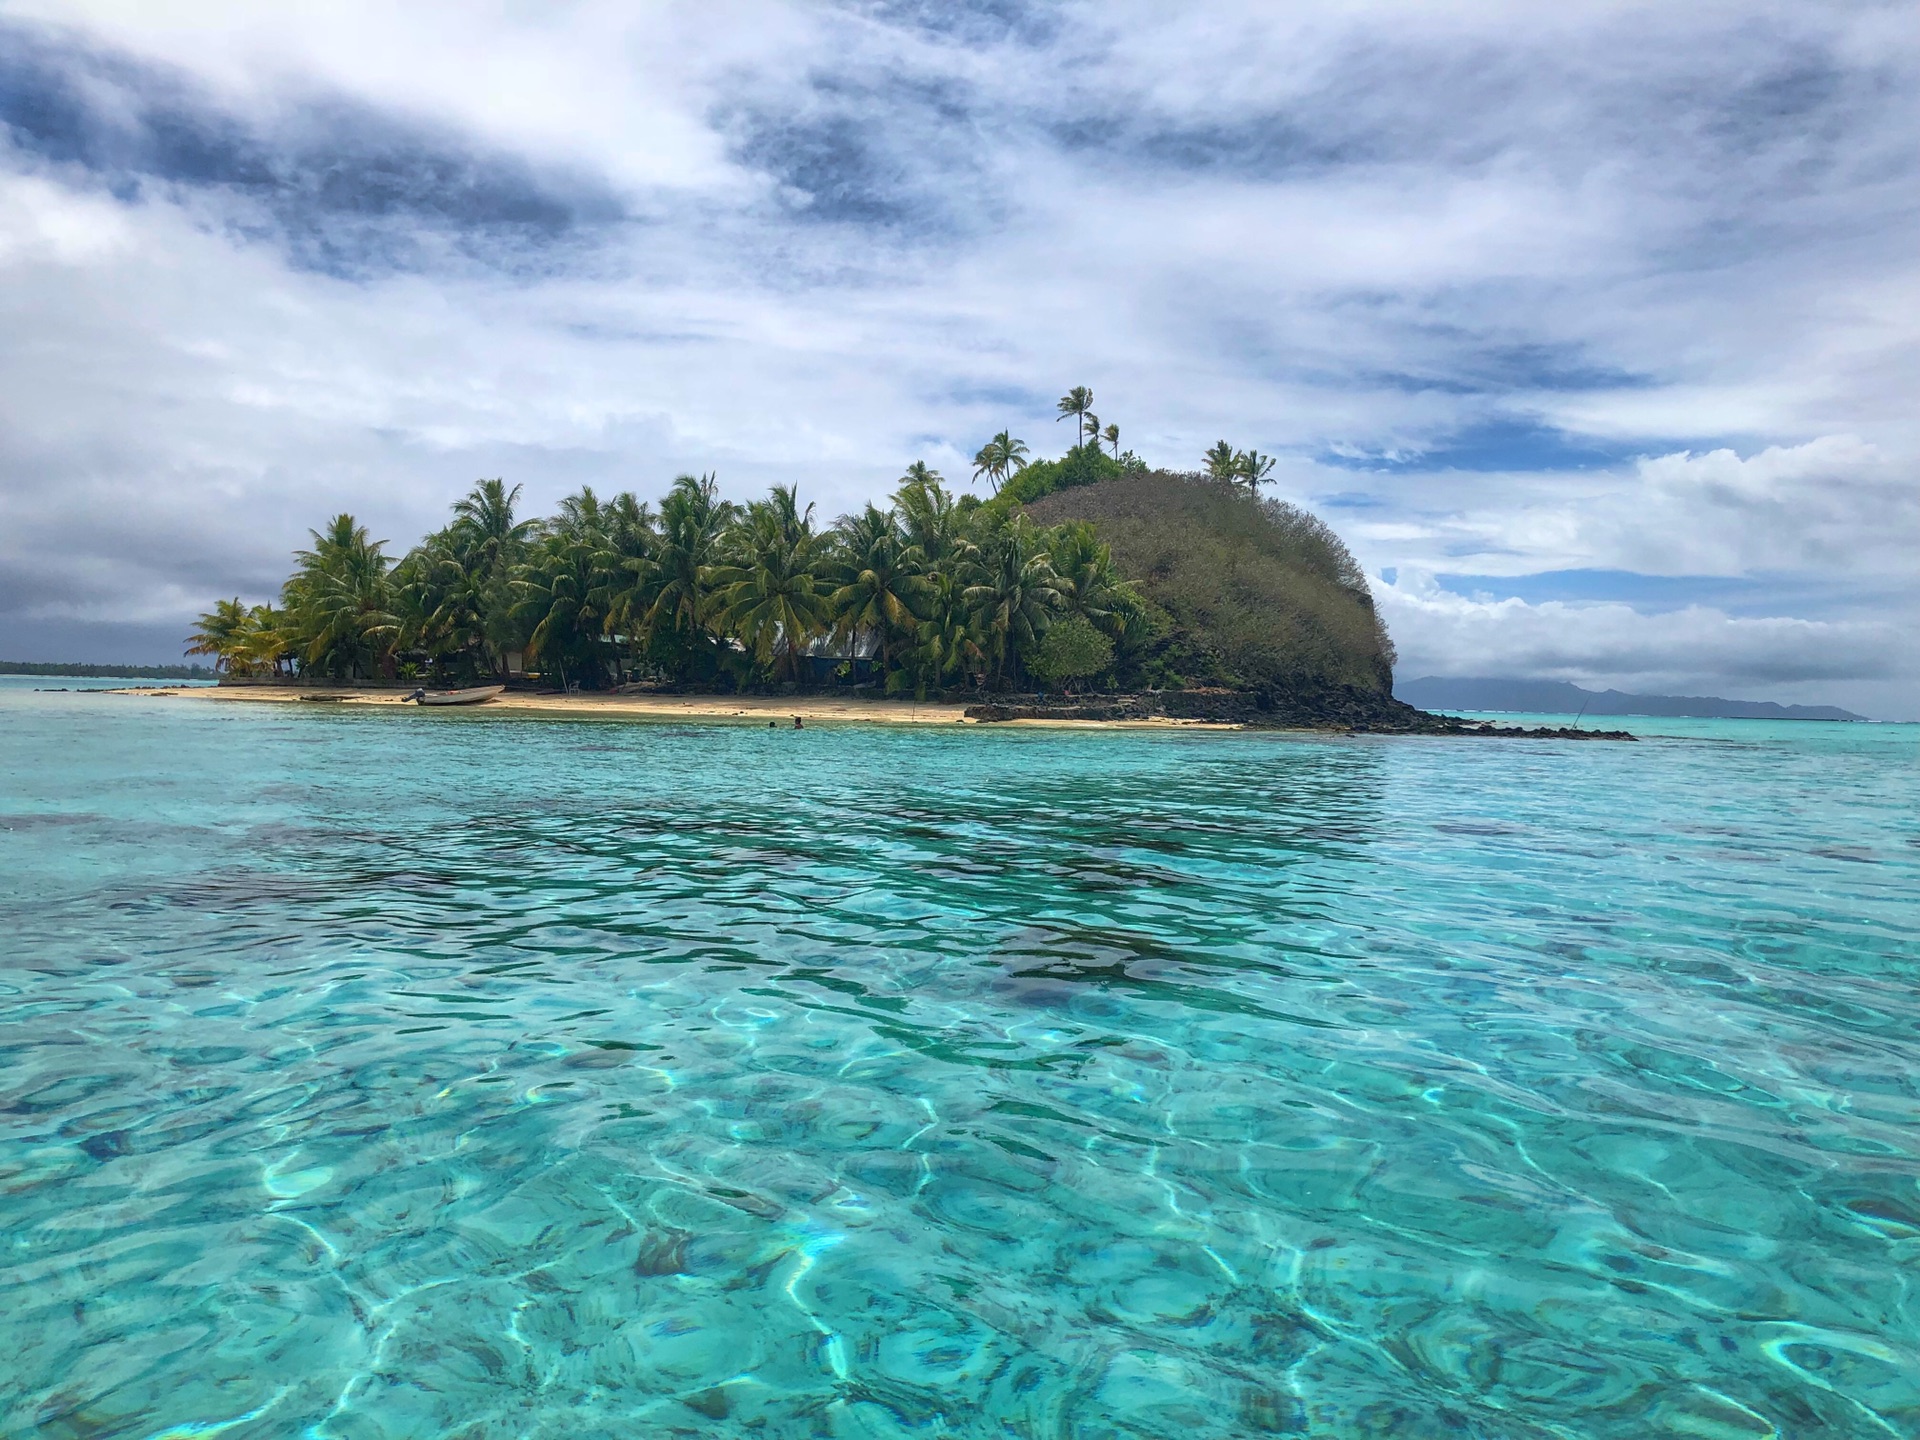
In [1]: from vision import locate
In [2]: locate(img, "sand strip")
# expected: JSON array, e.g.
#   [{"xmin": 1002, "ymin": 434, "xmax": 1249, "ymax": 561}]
[{"xmin": 127, "ymin": 686, "xmax": 1244, "ymax": 729}]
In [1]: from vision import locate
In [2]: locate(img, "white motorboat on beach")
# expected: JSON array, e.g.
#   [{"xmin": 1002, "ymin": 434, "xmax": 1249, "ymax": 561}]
[{"xmin": 405, "ymin": 684, "xmax": 505, "ymax": 707}]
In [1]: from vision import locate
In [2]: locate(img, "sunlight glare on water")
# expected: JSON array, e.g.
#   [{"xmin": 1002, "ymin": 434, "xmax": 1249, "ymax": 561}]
[{"xmin": 2, "ymin": 680, "xmax": 1918, "ymax": 1438}]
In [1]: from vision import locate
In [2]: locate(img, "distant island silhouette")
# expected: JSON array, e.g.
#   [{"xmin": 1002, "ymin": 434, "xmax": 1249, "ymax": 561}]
[{"xmin": 1397, "ymin": 677, "xmax": 1866, "ymax": 722}]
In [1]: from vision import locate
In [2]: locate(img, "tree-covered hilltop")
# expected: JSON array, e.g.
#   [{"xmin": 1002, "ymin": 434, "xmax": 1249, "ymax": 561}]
[
  {"xmin": 188, "ymin": 391, "xmax": 1397, "ymax": 701},
  {"xmin": 1028, "ymin": 472, "xmax": 1394, "ymax": 695}
]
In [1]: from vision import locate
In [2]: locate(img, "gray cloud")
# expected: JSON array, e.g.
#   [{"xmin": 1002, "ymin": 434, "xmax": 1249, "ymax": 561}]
[
  {"xmin": 0, "ymin": 1, "xmax": 1914, "ymax": 710},
  {"xmin": 0, "ymin": 18, "xmax": 627, "ymax": 277}
]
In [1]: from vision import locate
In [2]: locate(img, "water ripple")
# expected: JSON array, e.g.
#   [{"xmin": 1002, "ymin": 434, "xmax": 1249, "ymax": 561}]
[{"xmin": 2, "ymin": 690, "xmax": 1918, "ymax": 1437}]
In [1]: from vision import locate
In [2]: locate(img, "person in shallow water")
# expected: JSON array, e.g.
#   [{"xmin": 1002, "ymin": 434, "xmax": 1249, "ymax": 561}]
[{"xmin": 794, "ymin": 716, "xmax": 804, "ymax": 729}]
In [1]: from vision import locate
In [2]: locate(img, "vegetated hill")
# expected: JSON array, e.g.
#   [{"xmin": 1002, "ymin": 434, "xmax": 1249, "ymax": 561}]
[
  {"xmin": 1027, "ymin": 470, "xmax": 1396, "ymax": 697},
  {"xmin": 1397, "ymin": 676, "xmax": 1868, "ymax": 722}
]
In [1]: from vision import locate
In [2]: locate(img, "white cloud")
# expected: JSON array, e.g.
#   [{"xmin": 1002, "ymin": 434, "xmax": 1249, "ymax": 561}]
[
  {"xmin": 1337, "ymin": 436, "xmax": 1918, "ymax": 582},
  {"xmin": 1376, "ymin": 568, "xmax": 1915, "ymax": 692}
]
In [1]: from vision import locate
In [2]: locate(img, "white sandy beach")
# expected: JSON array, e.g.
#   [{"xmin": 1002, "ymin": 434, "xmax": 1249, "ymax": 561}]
[{"xmin": 131, "ymin": 686, "xmax": 1243, "ymax": 730}]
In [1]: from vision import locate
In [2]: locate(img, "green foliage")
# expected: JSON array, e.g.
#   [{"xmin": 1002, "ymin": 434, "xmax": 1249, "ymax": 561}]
[
  {"xmin": 986, "ymin": 444, "xmax": 1122, "ymax": 516},
  {"xmin": 1027, "ymin": 471, "xmax": 1395, "ymax": 695},
  {"xmin": 0, "ymin": 661, "xmax": 216, "ymax": 678},
  {"xmin": 186, "ymin": 597, "xmax": 287, "ymax": 676},
  {"xmin": 1028, "ymin": 614, "xmax": 1114, "ymax": 687},
  {"xmin": 280, "ymin": 516, "xmax": 397, "ymax": 679},
  {"xmin": 227, "ymin": 418, "xmax": 1391, "ymax": 703},
  {"xmin": 969, "ymin": 432, "xmax": 1029, "ymax": 493}
]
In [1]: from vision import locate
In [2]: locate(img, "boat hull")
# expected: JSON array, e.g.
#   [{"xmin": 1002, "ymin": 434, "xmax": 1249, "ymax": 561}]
[{"xmin": 416, "ymin": 685, "xmax": 505, "ymax": 706}]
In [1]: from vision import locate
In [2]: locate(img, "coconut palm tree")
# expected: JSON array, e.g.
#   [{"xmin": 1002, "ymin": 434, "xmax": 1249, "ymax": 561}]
[
  {"xmin": 1101, "ymin": 423, "xmax": 1120, "ymax": 457},
  {"xmin": 185, "ymin": 598, "xmax": 255, "ymax": 674},
  {"xmin": 597, "ymin": 493, "xmax": 659, "ymax": 668},
  {"xmin": 832, "ymin": 504, "xmax": 927, "ymax": 674},
  {"xmin": 283, "ymin": 515, "xmax": 398, "ymax": 678},
  {"xmin": 1236, "ymin": 449, "xmax": 1277, "ymax": 494},
  {"xmin": 1203, "ymin": 440, "xmax": 1239, "ymax": 483},
  {"xmin": 452, "ymin": 479, "xmax": 536, "ymax": 567},
  {"xmin": 895, "ymin": 471, "xmax": 964, "ymax": 567},
  {"xmin": 1046, "ymin": 522, "xmax": 1118, "ymax": 625},
  {"xmin": 901, "ymin": 460, "xmax": 944, "ymax": 488},
  {"xmin": 895, "ymin": 567, "xmax": 983, "ymax": 695},
  {"xmin": 187, "ymin": 596, "xmax": 296, "ymax": 677},
  {"xmin": 185, "ymin": 602, "xmax": 272, "ymax": 683},
  {"xmin": 964, "ymin": 514, "xmax": 1063, "ymax": 688},
  {"xmin": 970, "ymin": 431, "xmax": 1029, "ymax": 492},
  {"xmin": 514, "ymin": 528, "xmax": 611, "ymax": 688},
  {"xmin": 710, "ymin": 485, "xmax": 833, "ymax": 684},
  {"xmin": 1056, "ymin": 387, "xmax": 1094, "ymax": 446},
  {"xmin": 645, "ymin": 474, "xmax": 733, "ymax": 680}
]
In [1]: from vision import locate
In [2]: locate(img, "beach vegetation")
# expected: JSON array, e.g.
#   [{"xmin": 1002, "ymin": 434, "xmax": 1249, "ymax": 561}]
[{"xmin": 202, "ymin": 402, "xmax": 1392, "ymax": 700}]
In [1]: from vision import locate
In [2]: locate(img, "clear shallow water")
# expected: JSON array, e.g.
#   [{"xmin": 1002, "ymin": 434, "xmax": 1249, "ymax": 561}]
[{"xmin": 3, "ymin": 682, "xmax": 1918, "ymax": 1439}]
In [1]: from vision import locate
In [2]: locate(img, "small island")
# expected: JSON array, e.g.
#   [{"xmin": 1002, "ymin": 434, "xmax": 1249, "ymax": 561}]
[{"xmin": 182, "ymin": 392, "xmax": 1626, "ymax": 738}]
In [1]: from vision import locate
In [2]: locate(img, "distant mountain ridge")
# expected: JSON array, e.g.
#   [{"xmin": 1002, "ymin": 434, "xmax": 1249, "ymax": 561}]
[{"xmin": 1397, "ymin": 676, "xmax": 1866, "ymax": 722}]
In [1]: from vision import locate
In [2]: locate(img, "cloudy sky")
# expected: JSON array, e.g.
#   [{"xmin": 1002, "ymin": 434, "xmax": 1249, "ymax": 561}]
[{"xmin": 1, "ymin": 1, "xmax": 1915, "ymax": 715}]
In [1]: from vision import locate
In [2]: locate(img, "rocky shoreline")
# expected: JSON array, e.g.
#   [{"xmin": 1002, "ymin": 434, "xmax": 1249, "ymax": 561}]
[{"xmin": 964, "ymin": 686, "xmax": 1638, "ymax": 738}]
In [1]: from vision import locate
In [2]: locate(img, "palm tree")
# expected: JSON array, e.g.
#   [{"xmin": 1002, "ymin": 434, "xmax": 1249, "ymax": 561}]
[
  {"xmin": 970, "ymin": 431, "xmax": 1029, "ymax": 492},
  {"xmin": 514, "ymin": 528, "xmax": 611, "ymax": 688},
  {"xmin": 645, "ymin": 474, "xmax": 733, "ymax": 680},
  {"xmin": 1101, "ymin": 423, "xmax": 1120, "ymax": 457},
  {"xmin": 964, "ymin": 514, "xmax": 1063, "ymax": 688},
  {"xmin": 186, "ymin": 598, "xmax": 261, "ymax": 674},
  {"xmin": 1236, "ymin": 449, "xmax": 1277, "ymax": 494},
  {"xmin": 901, "ymin": 460, "xmax": 944, "ymax": 488},
  {"xmin": 1203, "ymin": 440, "xmax": 1239, "ymax": 483},
  {"xmin": 1046, "ymin": 522, "xmax": 1118, "ymax": 625},
  {"xmin": 597, "ymin": 493, "xmax": 659, "ymax": 666},
  {"xmin": 1056, "ymin": 387, "xmax": 1094, "ymax": 446},
  {"xmin": 452, "ymin": 479, "xmax": 535, "ymax": 566},
  {"xmin": 896, "ymin": 567, "xmax": 983, "ymax": 695},
  {"xmin": 895, "ymin": 471, "xmax": 964, "ymax": 567},
  {"xmin": 710, "ymin": 485, "xmax": 832, "ymax": 684},
  {"xmin": 283, "ymin": 515, "xmax": 397, "ymax": 678},
  {"xmin": 832, "ymin": 505, "xmax": 927, "ymax": 674},
  {"xmin": 392, "ymin": 479, "xmax": 541, "ymax": 680}
]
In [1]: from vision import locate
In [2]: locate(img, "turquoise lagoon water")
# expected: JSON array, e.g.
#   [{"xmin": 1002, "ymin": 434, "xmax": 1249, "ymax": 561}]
[{"xmin": 3, "ymin": 679, "xmax": 1918, "ymax": 1439}]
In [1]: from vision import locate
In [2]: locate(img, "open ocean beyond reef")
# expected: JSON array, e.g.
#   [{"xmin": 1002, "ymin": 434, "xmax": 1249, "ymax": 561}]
[{"xmin": 3, "ymin": 676, "xmax": 1917, "ymax": 1439}]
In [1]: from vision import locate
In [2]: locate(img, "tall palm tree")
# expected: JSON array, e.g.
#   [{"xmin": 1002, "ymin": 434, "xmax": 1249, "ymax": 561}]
[
  {"xmin": 897, "ymin": 568, "xmax": 983, "ymax": 696},
  {"xmin": 1101, "ymin": 423, "xmax": 1120, "ymax": 457},
  {"xmin": 970, "ymin": 431, "xmax": 1029, "ymax": 492},
  {"xmin": 1235, "ymin": 449, "xmax": 1277, "ymax": 494},
  {"xmin": 514, "ymin": 529, "xmax": 610, "ymax": 687},
  {"xmin": 900, "ymin": 460, "xmax": 944, "ymax": 488},
  {"xmin": 1056, "ymin": 387, "xmax": 1094, "ymax": 446},
  {"xmin": 452, "ymin": 479, "xmax": 535, "ymax": 566},
  {"xmin": 895, "ymin": 471, "xmax": 964, "ymax": 566},
  {"xmin": 645, "ymin": 473, "xmax": 733, "ymax": 680},
  {"xmin": 393, "ymin": 479, "xmax": 541, "ymax": 680},
  {"xmin": 598, "ymin": 493, "xmax": 660, "ymax": 672},
  {"xmin": 1203, "ymin": 440, "xmax": 1239, "ymax": 483},
  {"xmin": 832, "ymin": 504, "xmax": 927, "ymax": 673},
  {"xmin": 283, "ymin": 515, "xmax": 397, "ymax": 678},
  {"xmin": 710, "ymin": 485, "xmax": 832, "ymax": 683},
  {"xmin": 964, "ymin": 514, "xmax": 1064, "ymax": 688}
]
